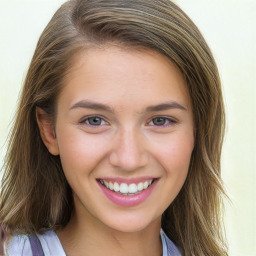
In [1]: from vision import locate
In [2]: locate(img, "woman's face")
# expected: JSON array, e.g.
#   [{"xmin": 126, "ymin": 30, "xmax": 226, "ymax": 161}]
[{"xmin": 52, "ymin": 47, "xmax": 194, "ymax": 232}]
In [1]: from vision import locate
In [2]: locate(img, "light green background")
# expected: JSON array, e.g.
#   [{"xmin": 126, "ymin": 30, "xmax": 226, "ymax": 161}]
[{"xmin": 0, "ymin": 0, "xmax": 255, "ymax": 255}]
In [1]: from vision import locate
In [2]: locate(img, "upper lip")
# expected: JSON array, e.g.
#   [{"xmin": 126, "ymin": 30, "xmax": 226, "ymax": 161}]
[{"xmin": 97, "ymin": 176, "xmax": 158, "ymax": 184}]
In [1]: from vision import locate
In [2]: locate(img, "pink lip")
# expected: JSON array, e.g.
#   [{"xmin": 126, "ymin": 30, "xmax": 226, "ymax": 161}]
[{"xmin": 97, "ymin": 178, "xmax": 158, "ymax": 207}]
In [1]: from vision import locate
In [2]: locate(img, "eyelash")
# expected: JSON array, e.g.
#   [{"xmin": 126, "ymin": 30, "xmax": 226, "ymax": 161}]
[
  {"xmin": 79, "ymin": 116, "xmax": 109, "ymax": 127},
  {"xmin": 79, "ymin": 115, "xmax": 177, "ymax": 128},
  {"xmin": 147, "ymin": 116, "xmax": 177, "ymax": 127}
]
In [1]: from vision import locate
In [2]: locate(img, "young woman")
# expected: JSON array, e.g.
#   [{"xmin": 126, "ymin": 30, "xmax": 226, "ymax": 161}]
[{"xmin": 0, "ymin": 0, "xmax": 228, "ymax": 255}]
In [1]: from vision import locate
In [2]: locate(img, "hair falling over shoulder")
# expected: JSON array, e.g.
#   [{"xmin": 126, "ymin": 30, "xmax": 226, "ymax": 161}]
[{"xmin": 0, "ymin": 0, "xmax": 228, "ymax": 255}]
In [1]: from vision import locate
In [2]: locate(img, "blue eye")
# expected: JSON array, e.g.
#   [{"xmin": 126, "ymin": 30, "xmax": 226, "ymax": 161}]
[{"xmin": 82, "ymin": 116, "xmax": 108, "ymax": 126}]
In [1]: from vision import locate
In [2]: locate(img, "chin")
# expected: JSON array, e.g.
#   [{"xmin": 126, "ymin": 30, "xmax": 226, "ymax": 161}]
[{"xmin": 101, "ymin": 213, "xmax": 161, "ymax": 233}]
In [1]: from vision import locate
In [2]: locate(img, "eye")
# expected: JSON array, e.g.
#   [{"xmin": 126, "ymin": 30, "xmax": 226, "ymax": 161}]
[
  {"xmin": 81, "ymin": 116, "xmax": 108, "ymax": 126},
  {"xmin": 148, "ymin": 117, "xmax": 177, "ymax": 127}
]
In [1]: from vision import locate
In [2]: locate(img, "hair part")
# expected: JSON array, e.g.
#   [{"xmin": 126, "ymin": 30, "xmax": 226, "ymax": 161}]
[{"xmin": 0, "ymin": 0, "xmax": 227, "ymax": 255}]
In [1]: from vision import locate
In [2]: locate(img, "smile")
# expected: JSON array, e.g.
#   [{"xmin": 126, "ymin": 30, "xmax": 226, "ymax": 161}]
[
  {"xmin": 97, "ymin": 178, "xmax": 158, "ymax": 207},
  {"xmin": 99, "ymin": 179, "xmax": 154, "ymax": 195}
]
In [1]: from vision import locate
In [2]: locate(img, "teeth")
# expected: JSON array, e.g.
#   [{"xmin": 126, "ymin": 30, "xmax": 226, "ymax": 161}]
[
  {"xmin": 103, "ymin": 180, "xmax": 109, "ymax": 188},
  {"xmin": 109, "ymin": 181, "xmax": 114, "ymax": 190},
  {"xmin": 128, "ymin": 183, "xmax": 137, "ymax": 194},
  {"xmin": 100, "ymin": 179, "xmax": 154, "ymax": 195},
  {"xmin": 120, "ymin": 183, "xmax": 129, "ymax": 194},
  {"xmin": 113, "ymin": 182, "xmax": 119, "ymax": 192},
  {"xmin": 137, "ymin": 182, "xmax": 144, "ymax": 191},
  {"xmin": 143, "ymin": 181, "xmax": 149, "ymax": 189}
]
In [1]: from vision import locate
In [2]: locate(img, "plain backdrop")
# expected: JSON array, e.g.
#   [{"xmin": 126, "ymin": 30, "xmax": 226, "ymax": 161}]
[{"xmin": 0, "ymin": 0, "xmax": 255, "ymax": 255}]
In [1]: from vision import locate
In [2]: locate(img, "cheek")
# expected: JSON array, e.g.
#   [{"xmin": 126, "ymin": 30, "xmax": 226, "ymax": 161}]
[
  {"xmin": 160, "ymin": 134, "xmax": 194, "ymax": 202},
  {"xmin": 56, "ymin": 127, "xmax": 111, "ymax": 176},
  {"xmin": 156, "ymin": 132, "xmax": 194, "ymax": 176}
]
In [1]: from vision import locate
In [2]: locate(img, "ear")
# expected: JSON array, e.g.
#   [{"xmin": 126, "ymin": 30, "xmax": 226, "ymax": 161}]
[{"xmin": 36, "ymin": 107, "xmax": 59, "ymax": 156}]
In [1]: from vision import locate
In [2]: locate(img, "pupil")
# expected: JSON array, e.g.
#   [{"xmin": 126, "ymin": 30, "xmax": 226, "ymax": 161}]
[
  {"xmin": 153, "ymin": 117, "xmax": 165, "ymax": 125},
  {"xmin": 89, "ymin": 117, "xmax": 101, "ymax": 125}
]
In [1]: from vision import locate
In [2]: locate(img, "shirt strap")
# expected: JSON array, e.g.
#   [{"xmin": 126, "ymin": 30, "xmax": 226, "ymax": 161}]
[{"xmin": 28, "ymin": 235, "xmax": 45, "ymax": 256}]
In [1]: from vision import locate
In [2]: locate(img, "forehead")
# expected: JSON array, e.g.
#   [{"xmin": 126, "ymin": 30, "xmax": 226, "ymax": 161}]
[{"xmin": 58, "ymin": 46, "xmax": 191, "ymax": 111}]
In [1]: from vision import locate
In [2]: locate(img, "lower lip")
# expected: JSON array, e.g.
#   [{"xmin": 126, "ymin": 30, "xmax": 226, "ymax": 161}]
[{"xmin": 98, "ymin": 180, "xmax": 157, "ymax": 207}]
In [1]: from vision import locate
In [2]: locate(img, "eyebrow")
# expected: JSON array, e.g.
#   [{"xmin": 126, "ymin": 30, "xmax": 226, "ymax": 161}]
[
  {"xmin": 145, "ymin": 101, "xmax": 187, "ymax": 112},
  {"xmin": 70, "ymin": 100, "xmax": 114, "ymax": 112},
  {"xmin": 70, "ymin": 100, "xmax": 187, "ymax": 113}
]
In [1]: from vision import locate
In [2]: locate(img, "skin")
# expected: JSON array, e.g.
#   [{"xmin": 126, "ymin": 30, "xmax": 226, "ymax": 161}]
[{"xmin": 37, "ymin": 46, "xmax": 194, "ymax": 256}]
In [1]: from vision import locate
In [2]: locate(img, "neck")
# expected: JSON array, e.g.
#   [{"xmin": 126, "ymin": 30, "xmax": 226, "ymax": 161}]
[{"xmin": 57, "ymin": 209, "xmax": 162, "ymax": 256}]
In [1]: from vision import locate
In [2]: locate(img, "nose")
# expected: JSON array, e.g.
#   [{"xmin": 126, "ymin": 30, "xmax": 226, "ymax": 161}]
[{"xmin": 109, "ymin": 127, "xmax": 148, "ymax": 171}]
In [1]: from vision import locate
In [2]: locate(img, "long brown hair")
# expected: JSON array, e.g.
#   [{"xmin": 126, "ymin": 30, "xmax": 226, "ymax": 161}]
[{"xmin": 0, "ymin": 0, "xmax": 227, "ymax": 255}]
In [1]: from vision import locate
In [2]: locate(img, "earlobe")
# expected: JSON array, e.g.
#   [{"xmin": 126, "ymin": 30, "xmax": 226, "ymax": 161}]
[{"xmin": 36, "ymin": 107, "xmax": 59, "ymax": 156}]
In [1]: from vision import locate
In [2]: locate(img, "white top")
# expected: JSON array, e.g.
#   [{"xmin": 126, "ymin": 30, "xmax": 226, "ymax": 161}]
[{"xmin": 6, "ymin": 229, "xmax": 181, "ymax": 256}]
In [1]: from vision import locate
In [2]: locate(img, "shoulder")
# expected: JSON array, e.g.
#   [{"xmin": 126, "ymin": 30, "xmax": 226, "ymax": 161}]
[
  {"xmin": 160, "ymin": 229, "xmax": 182, "ymax": 256},
  {"xmin": 5, "ymin": 230, "xmax": 65, "ymax": 256}
]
